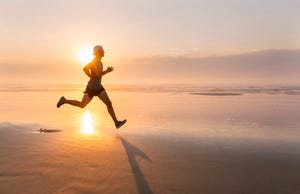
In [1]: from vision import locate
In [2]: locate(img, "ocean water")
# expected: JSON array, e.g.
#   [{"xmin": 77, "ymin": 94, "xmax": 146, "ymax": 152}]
[
  {"xmin": 1, "ymin": 84, "xmax": 300, "ymax": 95},
  {"xmin": 1, "ymin": 84, "xmax": 300, "ymax": 142}
]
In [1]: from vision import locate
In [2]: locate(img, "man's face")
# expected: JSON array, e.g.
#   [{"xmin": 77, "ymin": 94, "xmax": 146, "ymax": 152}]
[
  {"xmin": 100, "ymin": 49, "xmax": 105, "ymax": 57},
  {"xmin": 95, "ymin": 48, "xmax": 104, "ymax": 57}
]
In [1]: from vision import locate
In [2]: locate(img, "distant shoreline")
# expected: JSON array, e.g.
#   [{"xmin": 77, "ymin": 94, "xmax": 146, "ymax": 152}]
[
  {"xmin": 0, "ymin": 83, "xmax": 299, "ymax": 95},
  {"xmin": 190, "ymin": 92, "xmax": 242, "ymax": 96}
]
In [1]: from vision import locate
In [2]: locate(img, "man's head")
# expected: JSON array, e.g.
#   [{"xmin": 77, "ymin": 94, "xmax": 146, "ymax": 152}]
[{"xmin": 93, "ymin": 45, "xmax": 104, "ymax": 57}]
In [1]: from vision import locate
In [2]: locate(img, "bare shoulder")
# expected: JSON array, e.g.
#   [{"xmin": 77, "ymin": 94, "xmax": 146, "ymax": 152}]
[{"xmin": 84, "ymin": 60, "xmax": 94, "ymax": 69}]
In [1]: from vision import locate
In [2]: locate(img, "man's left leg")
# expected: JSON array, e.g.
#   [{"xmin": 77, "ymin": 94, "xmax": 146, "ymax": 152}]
[
  {"xmin": 98, "ymin": 91, "xmax": 118, "ymax": 123},
  {"xmin": 98, "ymin": 91, "xmax": 126, "ymax": 129}
]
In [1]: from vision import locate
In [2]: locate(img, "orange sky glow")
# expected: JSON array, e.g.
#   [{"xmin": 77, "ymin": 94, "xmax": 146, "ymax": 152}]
[{"xmin": 0, "ymin": 0, "xmax": 299, "ymax": 85}]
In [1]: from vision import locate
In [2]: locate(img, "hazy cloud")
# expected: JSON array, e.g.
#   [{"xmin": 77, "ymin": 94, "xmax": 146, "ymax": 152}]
[{"xmin": 122, "ymin": 49, "xmax": 300, "ymax": 84}]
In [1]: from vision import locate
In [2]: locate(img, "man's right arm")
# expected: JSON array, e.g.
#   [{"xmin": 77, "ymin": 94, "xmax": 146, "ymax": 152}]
[{"xmin": 83, "ymin": 63, "xmax": 91, "ymax": 78}]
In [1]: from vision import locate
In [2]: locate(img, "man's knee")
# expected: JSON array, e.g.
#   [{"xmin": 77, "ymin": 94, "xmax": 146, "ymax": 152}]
[{"xmin": 79, "ymin": 103, "xmax": 87, "ymax": 108}]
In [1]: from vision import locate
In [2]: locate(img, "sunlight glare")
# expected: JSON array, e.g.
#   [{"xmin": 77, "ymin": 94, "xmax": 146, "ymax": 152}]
[
  {"xmin": 81, "ymin": 111, "xmax": 95, "ymax": 135},
  {"xmin": 77, "ymin": 47, "xmax": 94, "ymax": 64}
]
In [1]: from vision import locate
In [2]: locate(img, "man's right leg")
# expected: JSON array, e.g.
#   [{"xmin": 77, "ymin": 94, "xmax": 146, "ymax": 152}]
[{"xmin": 59, "ymin": 93, "xmax": 92, "ymax": 108}]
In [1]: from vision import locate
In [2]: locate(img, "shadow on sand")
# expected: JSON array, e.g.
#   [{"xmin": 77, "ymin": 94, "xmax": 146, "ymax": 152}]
[{"xmin": 119, "ymin": 137, "xmax": 153, "ymax": 194}]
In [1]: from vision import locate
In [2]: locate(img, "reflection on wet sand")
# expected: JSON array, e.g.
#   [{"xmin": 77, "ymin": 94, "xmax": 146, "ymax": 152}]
[{"xmin": 81, "ymin": 111, "xmax": 95, "ymax": 135}]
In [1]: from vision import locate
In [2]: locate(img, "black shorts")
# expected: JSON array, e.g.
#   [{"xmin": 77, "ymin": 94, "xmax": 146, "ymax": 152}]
[{"xmin": 84, "ymin": 85, "xmax": 105, "ymax": 98}]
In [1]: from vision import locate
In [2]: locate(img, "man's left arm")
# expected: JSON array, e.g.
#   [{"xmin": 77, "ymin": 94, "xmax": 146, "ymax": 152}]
[{"xmin": 100, "ymin": 66, "xmax": 114, "ymax": 76}]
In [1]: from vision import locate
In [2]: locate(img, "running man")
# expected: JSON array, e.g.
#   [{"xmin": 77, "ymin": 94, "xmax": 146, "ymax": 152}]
[{"xmin": 56, "ymin": 45, "xmax": 126, "ymax": 129}]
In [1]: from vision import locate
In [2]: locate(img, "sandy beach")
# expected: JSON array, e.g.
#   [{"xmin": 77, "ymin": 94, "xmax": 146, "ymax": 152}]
[{"xmin": 1, "ymin": 85, "xmax": 300, "ymax": 194}]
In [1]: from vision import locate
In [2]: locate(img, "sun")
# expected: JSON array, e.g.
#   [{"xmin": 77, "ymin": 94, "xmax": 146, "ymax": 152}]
[
  {"xmin": 77, "ymin": 47, "xmax": 94, "ymax": 64},
  {"xmin": 81, "ymin": 111, "xmax": 95, "ymax": 135}
]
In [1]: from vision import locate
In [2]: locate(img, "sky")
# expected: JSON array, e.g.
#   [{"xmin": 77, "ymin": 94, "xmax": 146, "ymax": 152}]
[{"xmin": 0, "ymin": 0, "xmax": 299, "ymax": 85}]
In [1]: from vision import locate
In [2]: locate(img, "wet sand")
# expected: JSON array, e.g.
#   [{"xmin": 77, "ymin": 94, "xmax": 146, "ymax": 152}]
[
  {"xmin": 0, "ymin": 124, "xmax": 300, "ymax": 194},
  {"xmin": 1, "ymin": 85, "xmax": 300, "ymax": 193}
]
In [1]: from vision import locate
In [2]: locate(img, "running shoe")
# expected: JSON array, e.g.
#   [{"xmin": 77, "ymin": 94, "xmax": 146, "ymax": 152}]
[
  {"xmin": 57, "ymin": 96, "xmax": 66, "ymax": 108},
  {"xmin": 115, "ymin": 119, "xmax": 127, "ymax": 129}
]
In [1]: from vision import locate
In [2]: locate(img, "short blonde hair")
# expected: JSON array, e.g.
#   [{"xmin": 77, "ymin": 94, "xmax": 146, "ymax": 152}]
[{"xmin": 93, "ymin": 45, "xmax": 103, "ymax": 53}]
